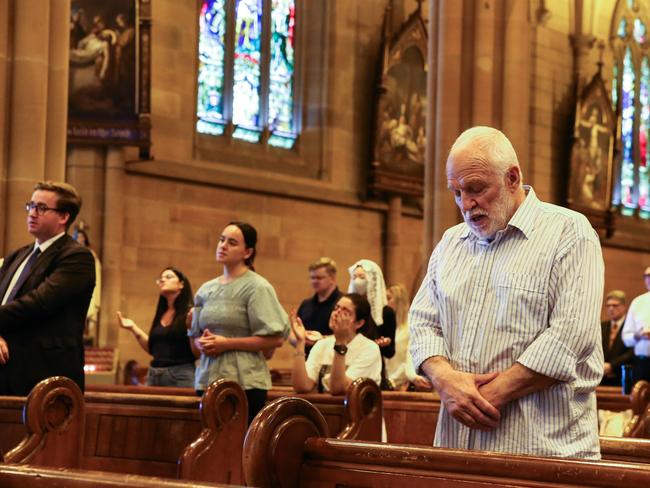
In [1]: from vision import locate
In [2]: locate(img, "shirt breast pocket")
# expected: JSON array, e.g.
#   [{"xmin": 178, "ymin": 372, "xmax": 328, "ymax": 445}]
[{"xmin": 494, "ymin": 272, "xmax": 547, "ymax": 337}]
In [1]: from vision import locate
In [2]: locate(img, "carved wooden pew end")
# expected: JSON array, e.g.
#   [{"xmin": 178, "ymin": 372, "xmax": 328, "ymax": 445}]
[
  {"xmin": 3, "ymin": 376, "xmax": 83, "ymax": 468},
  {"xmin": 178, "ymin": 378, "xmax": 248, "ymax": 484}
]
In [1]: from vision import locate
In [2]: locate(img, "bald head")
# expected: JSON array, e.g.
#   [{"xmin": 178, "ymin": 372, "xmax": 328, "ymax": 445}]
[
  {"xmin": 446, "ymin": 127, "xmax": 526, "ymax": 240},
  {"xmin": 447, "ymin": 126, "xmax": 522, "ymax": 179}
]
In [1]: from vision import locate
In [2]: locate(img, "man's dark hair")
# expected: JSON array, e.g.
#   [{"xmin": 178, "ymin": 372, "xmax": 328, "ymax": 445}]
[{"xmin": 34, "ymin": 181, "xmax": 82, "ymax": 230}]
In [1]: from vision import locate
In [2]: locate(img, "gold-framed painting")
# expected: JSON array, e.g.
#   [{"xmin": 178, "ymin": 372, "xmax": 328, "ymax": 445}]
[
  {"xmin": 67, "ymin": 0, "xmax": 151, "ymax": 147},
  {"xmin": 369, "ymin": 5, "xmax": 427, "ymax": 198},
  {"xmin": 567, "ymin": 71, "xmax": 616, "ymax": 213}
]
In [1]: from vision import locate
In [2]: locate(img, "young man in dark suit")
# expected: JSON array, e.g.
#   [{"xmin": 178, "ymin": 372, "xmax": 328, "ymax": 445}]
[
  {"xmin": 0, "ymin": 181, "xmax": 96, "ymax": 395},
  {"xmin": 601, "ymin": 290, "xmax": 633, "ymax": 386}
]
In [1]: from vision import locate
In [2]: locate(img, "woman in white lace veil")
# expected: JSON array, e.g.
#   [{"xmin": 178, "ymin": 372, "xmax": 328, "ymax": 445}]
[{"xmin": 347, "ymin": 259, "xmax": 396, "ymax": 361}]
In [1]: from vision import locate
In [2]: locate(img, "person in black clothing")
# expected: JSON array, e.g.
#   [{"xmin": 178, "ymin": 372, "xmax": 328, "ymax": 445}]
[
  {"xmin": 601, "ymin": 290, "xmax": 633, "ymax": 386},
  {"xmin": 117, "ymin": 267, "xmax": 197, "ymax": 387},
  {"xmin": 347, "ymin": 259, "xmax": 396, "ymax": 360},
  {"xmin": 296, "ymin": 257, "xmax": 342, "ymax": 354}
]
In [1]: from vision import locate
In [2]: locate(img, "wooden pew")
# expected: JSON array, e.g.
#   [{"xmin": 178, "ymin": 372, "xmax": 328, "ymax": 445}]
[
  {"xmin": 88, "ymin": 378, "xmax": 383, "ymax": 443},
  {"xmin": 0, "ymin": 376, "xmax": 247, "ymax": 484},
  {"xmin": 0, "ymin": 464, "xmax": 239, "ymax": 488},
  {"xmin": 243, "ymin": 396, "xmax": 650, "ymax": 488},
  {"xmin": 0, "ymin": 376, "xmax": 380, "ymax": 483}
]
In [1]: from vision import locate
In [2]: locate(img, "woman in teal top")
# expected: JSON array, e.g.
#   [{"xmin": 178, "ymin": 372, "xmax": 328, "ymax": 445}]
[{"xmin": 189, "ymin": 221, "xmax": 288, "ymax": 424}]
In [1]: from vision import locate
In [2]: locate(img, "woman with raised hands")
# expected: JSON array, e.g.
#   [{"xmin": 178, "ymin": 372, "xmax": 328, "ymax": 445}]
[
  {"xmin": 118, "ymin": 267, "xmax": 197, "ymax": 387},
  {"xmin": 291, "ymin": 293, "xmax": 381, "ymax": 395}
]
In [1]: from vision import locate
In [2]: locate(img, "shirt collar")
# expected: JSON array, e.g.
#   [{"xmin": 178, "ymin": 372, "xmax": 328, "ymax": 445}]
[
  {"xmin": 36, "ymin": 232, "xmax": 66, "ymax": 253},
  {"xmin": 459, "ymin": 185, "xmax": 539, "ymax": 242}
]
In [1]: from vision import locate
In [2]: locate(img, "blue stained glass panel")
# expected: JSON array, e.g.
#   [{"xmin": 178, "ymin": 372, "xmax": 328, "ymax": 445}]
[
  {"xmin": 634, "ymin": 19, "xmax": 647, "ymax": 44},
  {"xmin": 197, "ymin": 0, "xmax": 227, "ymax": 134},
  {"xmin": 612, "ymin": 64, "xmax": 619, "ymax": 110},
  {"xmin": 618, "ymin": 17, "xmax": 628, "ymax": 38},
  {"xmin": 639, "ymin": 57, "xmax": 650, "ymax": 215},
  {"xmin": 268, "ymin": 0, "xmax": 296, "ymax": 141},
  {"xmin": 620, "ymin": 48, "xmax": 636, "ymax": 210},
  {"xmin": 232, "ymin": 0, "xmax": 263, "ymax": 133}
]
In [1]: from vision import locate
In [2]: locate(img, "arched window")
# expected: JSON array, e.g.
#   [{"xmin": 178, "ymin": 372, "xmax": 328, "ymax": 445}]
[
  {"xmin": 196, "ymin": 0, "xmax": 297, "ymax": 149},
  {"xmin": 611, "ymin": 0, "xmax": 650, "ymax": 219}
]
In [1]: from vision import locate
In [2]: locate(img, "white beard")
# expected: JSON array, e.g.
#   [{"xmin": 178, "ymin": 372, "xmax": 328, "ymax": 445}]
[{"xmin": 464, "ymin": 185, "xmax": 515, "ymax": 240}]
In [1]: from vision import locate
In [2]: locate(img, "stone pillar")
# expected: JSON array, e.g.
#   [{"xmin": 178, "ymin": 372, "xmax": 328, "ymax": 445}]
[
  {"xmin": 45, "ymin": 0, "xmax": 71, "ymax": 182},
  {"xmin": 422, "ymin": 0, "xmax": 438, "ymax": 264},
  {"xmin": 472, "ymin": 0, "xmax": 498, "ymax": 126},
  {"xmin": 3, "ymin": 0, "xmax": 70, "ymax": 252},
  {"xmin": 384, "ymin": 195, "xmax": 402, "ymax": 285},
  {"xmin": 502, "ymin": 0, "xmax": 531, "ymax": 179},
  {"xmin": 67, "ymin": 147, "xmax": 107, "ymax": 258},
  {"xmin": 432, "ymin": 0, "xmax": 465, "ymax": 244},
  {"xmin": 0, "ymin": 0, "xmax": 11, "ymax": 256},
  {"xmin": 5, "ymin": 0, "xmax": 52, "ymax": 251},
  {"xmin": 99, "ymin": 148, "xmax": 125, "ymax": 347}
]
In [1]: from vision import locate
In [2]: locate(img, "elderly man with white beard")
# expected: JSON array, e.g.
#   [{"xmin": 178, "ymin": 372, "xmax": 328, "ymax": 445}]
[{"xmin": 409, "ymin": 126, "xmax": 604, "ymax": 459}]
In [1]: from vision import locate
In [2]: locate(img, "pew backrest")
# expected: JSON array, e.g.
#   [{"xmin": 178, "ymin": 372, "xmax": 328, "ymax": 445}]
[{"xmin": 244, "ymin": 395, "xmax": 650, "ymax": 488}]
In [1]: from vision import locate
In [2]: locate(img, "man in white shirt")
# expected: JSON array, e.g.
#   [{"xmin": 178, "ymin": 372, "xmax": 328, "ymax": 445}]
[
  {"xmin": 622, "ymin": 267, "xmax": 650, "ymax": 385},
  {"xmin": 410, "ymin": 126, "xmax": 604, "ymax": 459}
]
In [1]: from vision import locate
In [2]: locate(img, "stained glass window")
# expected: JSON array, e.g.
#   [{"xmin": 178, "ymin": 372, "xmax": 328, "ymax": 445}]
[
  {"xmin": 620, "ymin": 48, "xmax": 636, "ymax": 214},
  {"xmin": 640, "ymin": 57, "xmax": 650, "ymax": 217},
  {"xmin": 197, "ymin": 0, "xmax": 227, "ymax": 136},
  {"xmin": 611, "ymin": 2, "xmax": 650, "ymax": 220},
  {"xmin": 196, "ymin": 0, "xmax": 298, "ymax": 148}
]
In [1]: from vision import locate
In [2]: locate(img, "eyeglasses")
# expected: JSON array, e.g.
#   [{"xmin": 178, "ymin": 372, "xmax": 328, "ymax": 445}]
[
  {"xmin": 156, "ymin": 274, "xmax": 178, "ymax": 285},
  {"xmin": 25, "ymin": 202, "xmax": 61, "ymax": 216}
]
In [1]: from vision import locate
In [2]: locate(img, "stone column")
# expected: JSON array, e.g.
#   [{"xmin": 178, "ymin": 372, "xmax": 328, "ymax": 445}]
[
  {"xmin": 472, "ymin": 0, "xmax": 498, "ymax": 126},
  {"xmin": 45, "ymin": 0, "xmax": 71, "ymax": 182},
  {"xmin": 502, "ymin": 0, "xmax": 531, "ymax": 178},
  {"xmin": 3, "ymin": 0, "xmax": 70, "ymax": 252},
  {"xmin": 0, "ymin": 0, "xmax": 11, "ymax": 256},
  {"xmin": 384, "ymin": 195, "xmax": 402, "ymax": 285},
  {"xmin": 432, "ymin": 0, "xmax": 465, "ymax": 244},
  {"xmin": 422, "ymin": 0, "xmax": 438, "ymax": 264},
  {"xmin": 99, "ymin": 148, "xmax": 125, "ymax": 347},
  {"xmin": 5, "ymin": 0, "xmax": 52, "ymax": 251}
]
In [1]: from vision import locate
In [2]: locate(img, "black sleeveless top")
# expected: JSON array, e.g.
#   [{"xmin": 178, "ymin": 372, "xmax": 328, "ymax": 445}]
[{"xmin": 148, "ymin": 317, "xmax": 195, "ymax": 368}]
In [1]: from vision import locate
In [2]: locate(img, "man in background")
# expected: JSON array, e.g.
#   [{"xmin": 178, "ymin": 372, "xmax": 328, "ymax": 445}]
[
  {"xmin": 297, "ymin": 257, "xmax": 342, "ymax": 355},
  {"xmin": 601, "ymin": 290, "xmax": 633, "ymax": 386}
]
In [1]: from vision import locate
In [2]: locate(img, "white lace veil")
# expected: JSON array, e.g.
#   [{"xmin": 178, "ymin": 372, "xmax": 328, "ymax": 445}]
[{"xmin": 347, "ymin": 259, "xmax": 387, "ymax": 326}]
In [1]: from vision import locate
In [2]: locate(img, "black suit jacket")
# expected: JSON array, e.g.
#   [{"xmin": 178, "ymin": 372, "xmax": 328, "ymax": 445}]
[
  {"xmin": 601, "ymin": 318, "xmax": 634, "ymax": 386},
  {"xmin": 0, "ymin": 234, "xmax": 95, "ymax": 395}
]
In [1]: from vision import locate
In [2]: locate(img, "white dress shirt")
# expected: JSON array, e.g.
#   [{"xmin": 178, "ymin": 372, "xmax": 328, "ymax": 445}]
[
  {"xmin": 622, "ymin": 291, "xmax": 650, "ymax": 356},
  {"xmin": 1, "ymin": 233, "xmax": 65, "ymax": 305}
]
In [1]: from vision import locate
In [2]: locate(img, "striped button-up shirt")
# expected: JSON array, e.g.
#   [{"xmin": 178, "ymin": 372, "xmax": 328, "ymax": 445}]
[{"xmin": 409, "ymin": 187, "xmax": 604, "ymax": 459}]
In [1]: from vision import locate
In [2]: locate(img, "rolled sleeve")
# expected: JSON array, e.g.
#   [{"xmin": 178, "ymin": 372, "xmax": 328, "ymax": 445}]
[
  {"xmin": 516, "ymin": 235, "xmax": 603, "ymax": 382},
  {"xmin": 247, "ymin": 282, "xmax": 289, "ymax": 338},
  {"xmin": 409, "ymin": 247, "xmax": 447, "ymax": 370}
]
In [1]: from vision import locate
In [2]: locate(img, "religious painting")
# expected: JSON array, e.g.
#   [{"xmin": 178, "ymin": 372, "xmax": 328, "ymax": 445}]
[
  {"xmin": 567, "ymin": 72, "xmax": 616, "ymax": 213},
  {"xmin": 67, "ymin": 0, "xmax": 151, "ymax": 147},
  {"xmin": 370, "ymin": 5, "xmax": 427, "ymax": 197}
]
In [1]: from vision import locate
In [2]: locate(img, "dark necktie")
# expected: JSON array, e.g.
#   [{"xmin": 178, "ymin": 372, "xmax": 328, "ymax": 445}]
[
  {"xmin": 5, "ymin": 247, "xmax": 41, "ymax": 304},
  {"xmin": 609, "ymin": 322, "xmax": 619, "ymax": 350}
]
